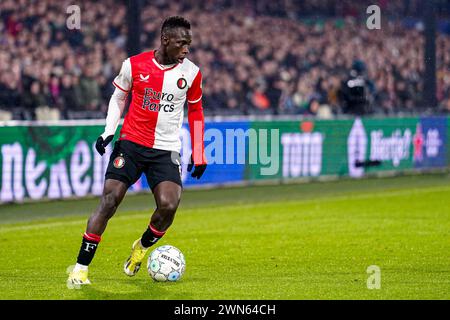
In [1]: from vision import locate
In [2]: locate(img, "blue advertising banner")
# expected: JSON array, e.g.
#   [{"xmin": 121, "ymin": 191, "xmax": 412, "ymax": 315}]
[
  {"xmin": 413, "ymin": 117, "xmax": 447, "ymax": 169},
  {"xmin": 181, "ymin": 121, "xmax": 250, "ymax": 187}
]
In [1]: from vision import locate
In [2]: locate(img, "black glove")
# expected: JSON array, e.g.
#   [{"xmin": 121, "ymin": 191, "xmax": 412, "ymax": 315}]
[
  {"xmin": 95, "ymin": 135, "xmax": 113, "ymax": 156},
  {"xmin": 187, "ymin": 155, "xmax": 207, "ymax": 179}
]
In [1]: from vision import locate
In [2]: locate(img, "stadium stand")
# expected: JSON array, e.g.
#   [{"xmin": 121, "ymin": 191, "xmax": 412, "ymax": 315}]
[{"xmin": 0, "ymin": 0, "xmax": 449, "ymax": 119}]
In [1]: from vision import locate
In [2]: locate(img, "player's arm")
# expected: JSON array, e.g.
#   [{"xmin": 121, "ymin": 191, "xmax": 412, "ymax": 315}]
[
  {"xmin": 186, "ymin": 69, "xmax": 207, "ymax": 179},
  {"xmin": 95, "ymin": 59, "xmax": 132, "ymax": 156}
]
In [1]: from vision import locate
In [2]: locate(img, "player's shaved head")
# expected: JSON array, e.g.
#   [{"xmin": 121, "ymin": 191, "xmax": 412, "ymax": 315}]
[{"xmin": 161, "ymin": 16, "xmax": 191, "ymax": 37}]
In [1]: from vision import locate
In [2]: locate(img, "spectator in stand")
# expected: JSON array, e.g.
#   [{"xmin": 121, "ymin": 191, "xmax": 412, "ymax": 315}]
[
  {"xmin": 22, "ymin": 81, "xmax": 49, "ymax": 111},
  {"xmin": 304, "ymin": 97, "xmax": 321, "ymax": 117},
  {"xmin": 60, "ymin": 74, "xmax": 82, "ymax": 112},
  {"xmin": 48, "ymin": 74, "xmax": 61, "ymax": 108},
  {"xmin": 79, "ymin": 64, "xmax": 101, "ymax": 112},
  {"xmin": 439, "ymin": 97, "xmax": 450, "ymax": 114}
]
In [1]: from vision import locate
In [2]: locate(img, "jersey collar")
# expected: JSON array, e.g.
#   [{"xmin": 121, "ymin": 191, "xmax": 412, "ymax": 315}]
[{"xmin": 151, "ymin": 50, "xmax": 180, "ymax": 71}]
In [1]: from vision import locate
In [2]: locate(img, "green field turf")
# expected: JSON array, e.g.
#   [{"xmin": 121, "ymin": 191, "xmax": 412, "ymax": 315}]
[{"xmin": 0, "ymin": 174, "xmax": 449, "ymax": 300}]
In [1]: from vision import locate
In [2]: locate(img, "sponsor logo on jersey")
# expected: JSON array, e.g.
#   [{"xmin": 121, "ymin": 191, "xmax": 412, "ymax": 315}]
[
  {"xmin": 113, "ymin": 156, "xmax": 125, "ymax": 169},
  {"xmin": 142, "ymin": 88, "xmax": 175, "ymax": 112}
]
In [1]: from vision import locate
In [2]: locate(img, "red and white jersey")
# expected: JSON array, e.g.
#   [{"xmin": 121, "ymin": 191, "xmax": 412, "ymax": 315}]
[{"xmin": 113, "ymin": 50, "xmax": 203, "ymax": 153}]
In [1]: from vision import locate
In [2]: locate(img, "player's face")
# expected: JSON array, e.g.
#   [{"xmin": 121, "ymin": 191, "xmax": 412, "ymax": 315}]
[{"xmin": 164, "ymin": 28, "xmax": 192, "ymax": 64}]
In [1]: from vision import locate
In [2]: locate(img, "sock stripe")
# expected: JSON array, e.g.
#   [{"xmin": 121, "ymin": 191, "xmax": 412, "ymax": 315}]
[
  {"xmin": 83, "ymin": 232, "xmax": 101, "ymax": 243},
  {"xmin": 149, "ymin": 224, "xmax": 166, "ymax": 237}
]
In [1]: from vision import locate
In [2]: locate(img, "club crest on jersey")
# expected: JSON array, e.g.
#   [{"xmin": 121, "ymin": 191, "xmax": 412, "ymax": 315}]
[
  {"xmin": 113, "ymin": 156, "xmax": 125, "ymax": 169},
  {"xmin": 177, "ymin": 77, "xmax": 187, "ymax": 89}
]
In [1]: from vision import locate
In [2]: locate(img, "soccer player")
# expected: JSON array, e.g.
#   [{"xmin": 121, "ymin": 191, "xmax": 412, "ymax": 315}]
[{"xmin": 67, "ymin": 16, "xmax": 207, "ymax": 286}]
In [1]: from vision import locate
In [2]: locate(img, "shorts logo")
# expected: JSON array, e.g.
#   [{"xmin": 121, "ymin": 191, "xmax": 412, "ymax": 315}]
[
  {"xmin": 177, "ymin": 78, "xmax": 187, "ymax": 90},
  {"xmin": 113, "ymin": 156, "xmax": 125, "ymax": 169}
]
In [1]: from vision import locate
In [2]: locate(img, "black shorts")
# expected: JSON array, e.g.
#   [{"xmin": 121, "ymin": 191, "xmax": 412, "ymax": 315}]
[{"xmin": 105, "ymin": 140, "xmax": 182, "ymax": 191}]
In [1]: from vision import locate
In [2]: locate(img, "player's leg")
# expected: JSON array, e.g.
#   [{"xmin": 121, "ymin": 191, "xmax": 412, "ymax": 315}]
[
  {"xmin": 69, "ymin": 140, "xmax": 141, "ymax": 286},
  {"xmin": 145, "ymin": 181, "xmax": 182, "ymax": 244},
  {"xmin": 86, "ymin": 179, "xmax": 129, "ymax": 235},
  {"xmin": 124, "ymin": 181, "xmax": 182, "ymax": 276},
  {"xmin": 67, "ymin": 179, "xmax": 128, "ymax": 287},
  {"xmin": 78, "ymin": 179, "xmax": 129, "ymax": 264}
]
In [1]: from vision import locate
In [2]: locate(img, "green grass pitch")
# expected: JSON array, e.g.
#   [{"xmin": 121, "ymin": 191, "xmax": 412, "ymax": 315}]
[{"xmin": 0, "ymin": 174, "xmax": 449, "ymax": 300}]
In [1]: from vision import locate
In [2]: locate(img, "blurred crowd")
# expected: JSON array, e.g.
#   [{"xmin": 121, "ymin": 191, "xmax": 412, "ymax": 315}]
[{"xmin": 1, "ymin": 0, "xmax": 450, "ymax": 120}]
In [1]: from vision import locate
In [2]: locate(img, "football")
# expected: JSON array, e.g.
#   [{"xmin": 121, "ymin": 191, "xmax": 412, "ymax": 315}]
[{"xmin": 147, "ymin": 245, "xmax": 186, "ymax": 282}]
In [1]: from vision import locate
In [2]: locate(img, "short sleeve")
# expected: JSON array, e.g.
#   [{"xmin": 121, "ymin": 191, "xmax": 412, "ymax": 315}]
[
  {"xmin": 112, "ymin": 58, "xmax": 132, "ymax": 92},
  {"xmin": 187, "ymin": 70, "xmax": 202, "ymax": 104}
]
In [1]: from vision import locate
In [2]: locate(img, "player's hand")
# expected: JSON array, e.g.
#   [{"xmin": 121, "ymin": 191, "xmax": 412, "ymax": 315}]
[
  {"xmin": 187, "ymin": 155, "xmax": 207, "ymax": 179},
  {"xmin": 95, "ymin": 135, "xmax": 113, "ymax": 156}
]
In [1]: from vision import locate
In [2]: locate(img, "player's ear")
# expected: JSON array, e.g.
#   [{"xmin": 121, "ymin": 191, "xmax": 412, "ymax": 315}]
[{"xmin": 161, "ymin": 34, "xmax": 170, "ymax": 46}]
